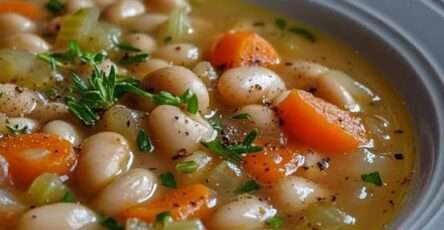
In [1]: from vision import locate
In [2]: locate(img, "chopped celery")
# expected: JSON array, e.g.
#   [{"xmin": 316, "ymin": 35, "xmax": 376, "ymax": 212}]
[
  {"xmin": 158, "ymin": 7, "xmax": 193, "ymax": 43},
  {"xmin": 206, "ymin": 161, "xmax": 246, "ymax": 203},
  {"xmin": 27, "ymin": 173, "xmax": 69, "ymax": 206},
  {"xmin": 79, "ymin": 22, "xmax": 122, "ymax": 52},
  {"xmin": 56, "ymin": 8, "xmax": 100, "ymax": 48},
  {"xmin": 163, "ymin": 219, "xmax": 205, "ymax": 230},
  {"xmin": 298, "ymin": 204, "xmax": 355, "ymax": 230},
  {"xmin": 126, "ymin": 218, "xmax": 153, "ymax": 230},
  {"xmin": 0, "ymin": 49, "xmax": 53, "ymax": 90}
]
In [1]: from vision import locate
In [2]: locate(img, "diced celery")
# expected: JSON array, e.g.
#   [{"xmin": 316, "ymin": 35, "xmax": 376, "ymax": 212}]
[
  {"xmin": 56, "ymin": 8, "xmax": 100, "ymax": 48},
  {"xmin": 206, "ymin": 161, "xmax": 246, "ymax": 203},
  {"xmin": 158, "ymin": 7, "xmax": 193, "ymax": 43},
  {"xmin": 27, "ymin": 173, "xmax": 69, "ymax": 206},
  {"xmin": 0, "ymin": 49, "xmax": 53, "ymax": 90},
  {"xmin": 79, "ymin": 22, "xmax": 122, "ymax": 52},
  {"xmin": 297, "ymin": 204, "xmax": 355, "ymax": 230},
  {"xmin": 163, "ymin": 219, "xmax": 205, "ymax": 230},
  {"xmin": 125, "ymin": 218, "xmax": 154, "ymax": 230}
]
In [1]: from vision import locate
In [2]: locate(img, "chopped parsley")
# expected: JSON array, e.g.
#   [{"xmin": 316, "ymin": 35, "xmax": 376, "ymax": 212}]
[
  {"xmin": 115, "ymin": 42, "xmax": 142, "ymax": 52},
  {"xmin": 46, "ymin": 0, "xmax": 64, "ymax": 14},
  {"xmin": 235, "ymin": 180, "xmax": 261, "ymax": 194},
  {"xmin": 100, "ymin": 217, "xmax": 124, "ymax": 230},
  {"xmin": 62, "ymin": 191, "xmax": 76, "ymax": 203},
  {"xmin": 155, "ymin": 211, "xmax": 173, "ymax": 224},
  {"xmin": 288, "ymin": 27, "xmax": 316, "ymax": 42},
  {"xmin": 163, "ymin": 36, "xmax": 173, "ymax": 43},
  {"xmin": 119, "ymin": 53, "xmax": 150, "ymax": 65},
  {"xmin": 176, "ymin": 161, "xmax": 198, "ymax": 174},
  {"xmin": 361, "ymin": 171, "xmax": 383, "ymax": 186},
  {"xmin": 266, "ymin": 215, "xmax": 284, "ymax": 229},
  {"xmin": 160, "ymin": 172, "xmax": 176, "ymax": 188},
  {"xmin": 6, "ymin": 123, "xmax": 28, "ymax": 135},
  {"xmin": 232, "ymin": 113, "xmax": 251, "ymax": 120},
  {"xmin": 207, "ymin": 113, "xmax": 224, "ymax": 131},
  {"xmin": 275, "ymin": 18, "xmax": 287, "ymax": 30},
  {"xmin": 137, "ymin": 130, "xmax": 153, "ymax": 152}
]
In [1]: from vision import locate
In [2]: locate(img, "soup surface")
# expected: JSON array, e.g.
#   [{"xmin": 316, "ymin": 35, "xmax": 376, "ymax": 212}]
[{"xmin": 0, "ymin": 0, "xmax": 415, "ymax": 229}]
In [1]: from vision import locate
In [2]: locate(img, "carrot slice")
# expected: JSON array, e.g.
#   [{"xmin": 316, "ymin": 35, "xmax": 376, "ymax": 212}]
[
  {"xmin": 0, "ymin": 1, "xmax": 45, "ymax": 20},
  {"xmin": 0, "ymin": 133, "xmax": 77, "ymax": 188},
  {"xmin": 277, "ymin": 90, "xmax": 366, "ymax": 153},
  {"xmin": 210, "ymin": 31, "xmax": 280, "ymax": 69},
  {"xmin": 119, "ymin": 184, "xmax": 214, "ymax": 223},
  {"xmin": 243, "ymin": 142, "xmax": 304, "ymax": 184}
]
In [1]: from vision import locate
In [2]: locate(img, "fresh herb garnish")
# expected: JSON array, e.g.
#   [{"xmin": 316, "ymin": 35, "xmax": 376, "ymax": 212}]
[
  {"xmin": 119, "ymin": 53, "xmax": 149, "ymax": 65},
  {"xmin": 236, "ymin": 180, "xmax": 261, "ymax": 194},
  {"xmin": 361, "ymin": 171, "xmax": 383, "ymax": 186},
  {"xmin": 6, "ymin": 123, "xmax": 28, "ymax": 135},
  {"xmin": 100, "ymin": 217, "xmax": 124, "ymax": 230},
  {"xmin": 266, "ymin": 215, "xmax": 284, "ymax": 229},
  {"xmin": 150, "ymin": 89, "xmax": 199, "ymax": 114},
  {"xmin": 155, "ymin": 211, "xmax": 173, "ymax": 224},
  {"xmin": 232, "ymin": 113, "xmax": 251, "ymax": 120},
  {"xmin": 207, "ymin": 113, "xmax": 224, "ymax": 131},
  {"xmin": 275, "ymin": 18, "xmax": 287, "ymax": 30},
  {"xmin": 137, "ymin": 130, "xmax": 153, "ymax": 152},
  {"xmin": 116, "ymin": 42, "xmax": 142, "ymax": 52},
  {"xmin": 201, "ymin": 129, "xmax": 262, "ymax": 163},
  {"xmin": 37, "ymin": 53, "xmax": 64, "ymax": 71},
  {"xmin": 288, "ymin": 27, "xmax": 316, "ymax": 42},
  {"xmin": 46, "ymin": 0, "xmax": 64, "ymax": 14},
  {"xmin": 160, "ymin": 172, "xmax": 176, "ymax": 188},
  {"xmin": 163, "ymin": 36, "xmax": 173, "ymax": 43},
  {"xmin": 62, "ymin": 191, "xmax": 76, "ymax": 203},
  {"xmin": 176, "ymin": 161, "xmax": 198, "ymax": 174}
]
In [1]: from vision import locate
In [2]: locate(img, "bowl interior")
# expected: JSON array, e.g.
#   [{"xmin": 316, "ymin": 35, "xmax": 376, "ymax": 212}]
[{"xmin": 248, "ymin": 0, "xmax": 444, "ymax": 229}]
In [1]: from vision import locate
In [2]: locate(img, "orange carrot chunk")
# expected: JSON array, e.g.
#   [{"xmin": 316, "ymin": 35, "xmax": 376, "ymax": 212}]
[
  {"xmin": 0, "ymin": 133, "xmax": 77, "ymax": 188},
  {"xmin": 0, "ymin": 1, "xmax": 45, "ymax": 20},
  {"xmin": 277, "ymin": 90, "xmax": 366, "ymax": 154},
  {"xmin": 243, "ymin": 142, "xmax": 304, "ymax": 184},
  {"xmin": 210, "ymin": 31, "xmax": 280, "ymax": 69},
  {"xmin": 119, "ymin": 184, "xmax": 214, "ymax": 223}
]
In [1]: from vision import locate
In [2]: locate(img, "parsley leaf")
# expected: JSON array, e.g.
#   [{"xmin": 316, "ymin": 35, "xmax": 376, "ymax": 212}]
[
  {"xmin": 236, "ymin": 180, "xmax": 261, "ymax": 194},
  {"xmin": 163, "ymin": 36, "xmax": 173, "ymax": 43},
  {"xmin": 275, "ymin": 18, "xmax": 287, "ymax": 30},
  {"xmin": 62, "ymin": 191, "xmax": 76, "ymax": 203},
  {"xmin": 137, "ymin": 130, "xmax": 153, "ymax": 152},
  {"xmin": 155, "ymin": 211, "xmax": 173, "ymax": 224},
  {"xmin": 100, "ymin": 217, "xmax": 124, "ymax": 230},
  {"xmin": 361, "ymin": 171, "xmax": 383, "ymax": 186},
  {"xmin": 6, "ymin": 123, "xmax": 28, "ymax": 135},
  {"xmin": 46, "ymin": 0, "xmax": 64, "ymax": 14},
  {"xmin": 119, "ymin": 53, "xmax": 150, "ymax": 65},
  {"xmin": 232, "ymin": 113, "xmax": 251, "ymax": 120},
  {"xmin": 160, "ymin": 172, "xmax": 176, "ymax": 188},
  {"xmin": 288, "ymin": 27, "xmax": 316, "ymax": 42},
  {"xmin": 176, "ymin": 161, "xmax": 198, "ymax": 174},
  {"xmin": 207, "ymin": 113, "xmax": 224, "ymax": 131},
  {"xmin": 116, "ymin": 42, "xmax": 142, "ymax": 52},
  {"xmin": 266, "ymin": 215, "xmax": 284, "ymax": 229}
]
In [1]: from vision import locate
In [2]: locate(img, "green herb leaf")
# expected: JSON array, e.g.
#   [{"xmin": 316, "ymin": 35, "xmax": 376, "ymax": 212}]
[
  {"xmin": 120, "ymin": 53, "xmax": 150, "ymax": 65},
  {"xmin": 207, "ymin": 114, "xmax": 224, "ymax": 131},
  {"xmin": 116, "ymin": 42, "xmax": 142, "ymax": 52},
  {"xmin": 232, "ymin": 113, "xmax": 251, "ymax": 120},
  {"xmin": 361, "ymin": 171, "xmax": 383, "ymax": 186},
  {"xmin": 37, "ymin": 53, "xmax": 64, "ymax": 71},
  {"xmin": 100, "ymin": 217, "xmax": 124, "ymax": 230},
  {"xmin": 266, "ymin": 215, "xmax": 284, "ymax": 229},
  {"xmin": 163, "ymin": 36, "xmax": 173, "ymax": 43},
  {"xmin": 235, "ymin": 180, "xmax": 261, "ymax": 194},
  {"xmin": 137, "ymin": 130, "xmax": 153, "ymax": 152},
  {"xmin": 62, "ymin": 191, "xmax": 76, "ymax": 203},
  {"xmin": 180, "ymin": 89, "xmax": 199, "ymax": 114},
  {"xmin": 155, "ymin": 211, "xmax": 173, "ymax": 224},
  {"xmin": 242, "ymin": 129, "xmax": 258, "ymax": 146},
  {"xmin": 288, "ymin": 27, "xmax": 316, "ymax": 42},
  {"xmin": 275, "ymin": 18, "xmax": 287, "ymax": 30},
  {"xmin": 6, "ymin": 123, "xmax": 28, "ymax": 135},
  {"xmin": 176, "ymin": 161, "xmax": 198, "ymax": 174},
  {"xmin": 46, "ymin": 0, "xmax": 64, "ymax": 14},
  {"xmin": 160, "ymin": 172, "xmax": 176, "ymax": 188}
]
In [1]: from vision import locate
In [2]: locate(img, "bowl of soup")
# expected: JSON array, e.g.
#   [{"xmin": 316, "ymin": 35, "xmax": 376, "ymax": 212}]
[{"xmin": 0, "ymin": 0, "xmax": 441, "ymax": 229}]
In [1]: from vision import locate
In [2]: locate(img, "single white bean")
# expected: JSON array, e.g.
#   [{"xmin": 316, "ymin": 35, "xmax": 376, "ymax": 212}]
[
  {"xmin": 144, "ymin": 66, "xmax": 209, "ymax": 113},
  {"xmin": 123, "ymin": 33, "xmax": 157, "ymax": 53},
  {"xmin": 192, "ymin": 61, "xmax": 218, "ymax": 88},
  {"xmin": 0, "ymin": 84, "xmax": 39, "ymax": 117},
  {"xmin": 128, "ymin": 58, "xmax": 170, "ymax": 80},
  {"xmin": 121, "ymin": 13, "xmax": 168, "ymax": 33},
  {"xmin": 235, "ymin": 104, "xmax": 279, "ymax": 134},
  {"xmin": 94, "ymin": 168, "xmax": 157, "ymax": 216},
  {"xmin": 148, "ymin": 105, "xmax": 215, "ymax": 156},
  {"xmin": 272, "ymin": 176, "xmax": 330, "ymax": 213},
  {"xmin": 106, "ymin": 0, "xmax": 146, "ymax": 24},
  {"xmin": 0, "ymin": 13, "xmax": 35, "ymax": 36},
  {"xmin": 210, "ymin": 195, "xmax": 277, "ymax": 230},
  {"xmin": 144, "ymin": 0, "xmax": 190, "ymax": 13},
  {"xmin": 102, "ymin": 105, "xmax": 143, "ymax": 146},
  {"xmin": 273, "ymin": 60, "xmax": 329, "ymax": 90},
  {"xmin": 217, "ymin": 66, "xmax": 286, "ymax": 106},
  {"xmin": 18, "ymin": 203, "xmax": 99, "ymax": 230},
  {"xmin": 1, "ymin": 33, "xmax": 50, "ymax": 53},
  {"xmin": 315, "ymin": 73, "xmax": 360, "ymax": 112},
  {"xmin": 30, "ymin": 102, "xmax": 70, "ymax": 123},
  {"xmin": 66, "ymin": 0, "xmax": 96, "ymax": 13},
  {"xmin": 153, "ymin": 43, "xmax": 200, "ymax": 67},
  {"xmin": 43, "ymin": 120, "xmax": 83, "ymax": 147},
  {"xmin": 76, "ymin": 132, "xmax": 132, "ymax": 194}
]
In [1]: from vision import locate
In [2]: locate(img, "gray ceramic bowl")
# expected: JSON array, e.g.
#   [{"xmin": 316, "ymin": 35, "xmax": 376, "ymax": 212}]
[{"xmin": 248, "ymin": 0, "xmax": 444, "ymax": 229}]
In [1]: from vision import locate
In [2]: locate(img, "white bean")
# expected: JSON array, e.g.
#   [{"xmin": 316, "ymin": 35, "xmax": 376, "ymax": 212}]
[
  {"xmin": 153, "ymin": 43, "xmax": 200, "ymax": 66},
  {"xmin": 43, "ymin": 120, "xmax": 83, "ymax": 147},
  {"xmin": 272, "ymin": 176, "xmax": 330, "ymax": 213},
  {"xmin": 121, "ymin": 13, "xmax": 168, "ymax": 33},
  {"xmin": 315, "ymin": 73, "xmax": 359, "ymax": 112},
  {"xmin": 128, "ymin": 58, "xmax": 170, "ymax": 79},
  {"xmin": 66, "ymin": 0, "xmax": 96, "ymax": 13},
  {"xmin": 0, "ymin": 13, "xmax": 35, "ymax": 36},
  {"xmin": 46, "ymin": 17, "xmax": 62, "ymax": 35},
  {"xmin": 148, "ymin": 105, "xmax": 215, "ymax": 156},
  {"xmin": 102, "ymin": 105, "xmax": 143, "ymax": 146},
  {"xmin": 94, "ymin": 169, "xmax": 157, "ymax": 215},
  {"xmin": 144, "ymin": 66, "xmax": 209, "ymax": 113},
  {"xmin": 76, "ymin": 132, "xmax": 132, "ymax": 194},
  {"xmin": 93, "ymin": 0, "xmax": 116, "ymax": 8},
  {"xmin": 31, "ymin": 102, "xmax": 70, "ymax": 123},
  {"xmin": 210, "ymin": 195, "xmax": 276, "ymax": 230},
  {"xmin": 18, "ymin": 203, "xmax": 99, "ymax": 230},
  {"xmin": 123, "ymin": 33, "xmax": 157, "ymax": 53},
  {"xmin": 273, "ymin": 60, "xmax": 329, "ymax": 90},
  {"xmin": 235, "ymin": 104, "xmax": 279, "ymax": 134},
  {"xmin": 1, "ymin": 33, "xmax": 50, "ymax": 53},
  {"xmin": 217, "ymin": 66, "xmax": 286, "ymax": 106},
  {"xmin": 0, "ymin": 84, "xmax": 39, "ymax": 117},
  {"xmin": 192, "ymin": 61, "xmax": 218, "ymax": 88},
  {"xmin": 106, "ymin": 0, "xmax": 146, "ymax": 24},
  {"xmin": 144, "ymin": 0, "xmax": 190, "ymax": 13}
]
